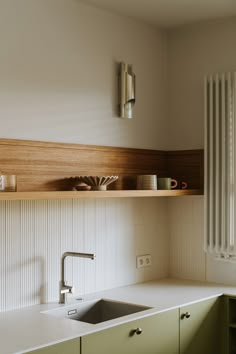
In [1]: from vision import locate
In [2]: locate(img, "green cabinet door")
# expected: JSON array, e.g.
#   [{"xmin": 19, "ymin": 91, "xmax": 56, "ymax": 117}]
[
  {"xmin": 26, "ymin": 338, "xmax": 80, "ymax": 354},
  {"xmin": 82, "ymin": 308, "xmax": 179, "ymax": 354},
  {"xmin": 180, "ymin": 297, "xmax": 221, "ymax": 354}
]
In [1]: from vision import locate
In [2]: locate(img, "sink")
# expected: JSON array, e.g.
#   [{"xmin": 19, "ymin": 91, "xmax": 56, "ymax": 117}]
[{"xmin": 44, "ymin": 299, "xmax": 151, "ymax": 324}]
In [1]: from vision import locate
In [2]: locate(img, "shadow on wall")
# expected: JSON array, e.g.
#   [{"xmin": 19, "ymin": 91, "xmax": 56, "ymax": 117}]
[{"xmin": 1, "ymin": 256, "xmax": 46, "ymax": 308}]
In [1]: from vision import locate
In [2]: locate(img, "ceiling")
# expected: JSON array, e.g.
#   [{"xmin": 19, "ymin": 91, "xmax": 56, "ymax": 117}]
[{"xmin": 79, "ymin": 0, "xmax": 236, "ymax": 28}]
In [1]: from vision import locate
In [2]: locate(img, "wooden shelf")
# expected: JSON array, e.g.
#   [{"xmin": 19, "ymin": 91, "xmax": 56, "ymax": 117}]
[
  {"xmin": 0, "ymin": 139, "xmax": 204, "ymax": 192},
  {"xmin": 0, "ymin": 189, "xmax": 203, "ymax": 201},
  {"xmin": 0, "ymin": 139, "xmax": 204, "ymax": 198}
]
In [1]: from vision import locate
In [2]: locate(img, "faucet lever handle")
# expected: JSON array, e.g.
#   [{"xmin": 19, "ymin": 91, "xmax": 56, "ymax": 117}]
[{"xmin": 60, "ymin": 284, "xmax": 74, "ymax": 294}]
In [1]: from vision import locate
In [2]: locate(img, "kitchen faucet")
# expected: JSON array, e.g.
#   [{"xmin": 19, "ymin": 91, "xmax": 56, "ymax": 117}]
[{"xmin": 60, "ymin": 251, "xmax": 96, "ymax": 304}]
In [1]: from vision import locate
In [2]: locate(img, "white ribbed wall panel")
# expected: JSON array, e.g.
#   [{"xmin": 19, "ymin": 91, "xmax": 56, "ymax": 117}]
[
  {"xmin": 168, "ymin": 197, "xmax": 206, "ymax": 281},
  {"xmin": 0, "ymin": 198, "xmax": 168, "ymax": 312}
]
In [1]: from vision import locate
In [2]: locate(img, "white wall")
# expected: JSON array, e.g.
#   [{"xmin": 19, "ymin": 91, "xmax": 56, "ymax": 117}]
[
  {"xmin": 0, "ymin": 0, "xmax": 168, "ymax": 150},
  {"xmin": 167, "ymin": 17, "xmax": 236, "ymax": 285},
  {"xmin": 167, "ymin": 17, "xmax": 236, "ymax": 151},
  {"xmin": 0, "ymin": 1, "xmax": 169, "ymax": 311}
]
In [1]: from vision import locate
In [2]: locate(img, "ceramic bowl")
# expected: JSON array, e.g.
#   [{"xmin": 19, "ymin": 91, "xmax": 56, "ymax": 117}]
[{"xmin": 75, "ymin": 176, "xmax": 119, "ymax": 191}]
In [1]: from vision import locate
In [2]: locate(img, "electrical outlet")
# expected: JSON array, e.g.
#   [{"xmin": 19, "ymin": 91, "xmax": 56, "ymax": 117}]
[{"xmin": 136, "ymin": 254, "xmax": 152, "ymax": 268}]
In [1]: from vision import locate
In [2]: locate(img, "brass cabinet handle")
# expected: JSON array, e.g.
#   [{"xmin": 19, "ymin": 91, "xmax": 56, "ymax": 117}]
[
  {"xmin": 181, "ymin": 312, "xmax": 191, "ymax": 320},
  {"xmin": 129, "ymin": 327, "xmax": 143, "ymax": 336},
  {"xmin": 135, "ymin": 327, "xmax": 143, "ymax": 335}
]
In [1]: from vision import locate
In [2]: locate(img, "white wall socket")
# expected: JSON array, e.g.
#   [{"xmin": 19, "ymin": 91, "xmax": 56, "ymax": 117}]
[{"xmin": 136, "ymin": 254, "xmax": 152, "ymax": 268}]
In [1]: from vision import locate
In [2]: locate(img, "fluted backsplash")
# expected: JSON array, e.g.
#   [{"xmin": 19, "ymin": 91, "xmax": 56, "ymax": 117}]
[{"xmin": 0, "ymin": 198, "xmax": 168, "ymax": 312}]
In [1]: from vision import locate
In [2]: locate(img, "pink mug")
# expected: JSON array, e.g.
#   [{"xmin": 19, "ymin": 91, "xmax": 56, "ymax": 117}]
[
  {"xmin": 171, "ymin": 179, "xmax": 178, "ymax": 189},
  {"xmin": 171, "ymin": 180, "xmax": 188, "ymax": 190},
  {"xmin": 180, "ymin": 181, "xmax": 188, "ymax": 189}
]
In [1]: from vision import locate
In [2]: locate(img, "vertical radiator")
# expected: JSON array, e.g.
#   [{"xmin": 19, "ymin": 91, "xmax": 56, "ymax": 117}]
[{"xmin": 204, "ymin": 73, "xmax": 236, "ymax": 258}]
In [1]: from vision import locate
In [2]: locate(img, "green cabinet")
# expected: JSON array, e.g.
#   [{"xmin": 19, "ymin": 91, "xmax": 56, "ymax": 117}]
[
  {"xmin": 82, "ymin": 297, "xmax": 222, "ymax": 354},
  {"xmin": 26, "ymin": 338, "xmax": 80, "ymax": 354},
  {"xmin": 226, "ymin": 296, "xmax": 236, "ymax": 354},
  {"xmin": 179, "ymin": 297, "xmax": 222, "ymax": 354},
  {"xmin": 26, "ymin": 297, "xmax": 223, "ymax": 354},
  {"xmin": 82, "ymin": 308, "xmax": 179, "ymax": 354}
]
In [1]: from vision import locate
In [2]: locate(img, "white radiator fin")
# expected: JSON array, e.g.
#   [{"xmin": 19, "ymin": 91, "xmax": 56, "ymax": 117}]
[{"xmin": 204, "ymin": 72, "xmax": 236, "ymax": 258}]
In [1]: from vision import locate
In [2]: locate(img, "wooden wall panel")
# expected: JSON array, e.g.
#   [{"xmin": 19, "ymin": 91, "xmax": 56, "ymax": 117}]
[
  {"xmin": 167, "ymin": 150, "xmax": 204, "ymax": 190},
  {"xmin": 0, "ymin": 139, "xmax": 203, "ymax": 192},
  {"xmin": 0, "ymin": 139, "xmax": 168, "ymax": 191}
]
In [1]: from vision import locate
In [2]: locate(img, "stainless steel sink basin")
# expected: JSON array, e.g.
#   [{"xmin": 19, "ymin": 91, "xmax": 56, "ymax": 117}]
[{"xmin": 44, "ymin": 299, "xmax": 151, "ymax": 324}]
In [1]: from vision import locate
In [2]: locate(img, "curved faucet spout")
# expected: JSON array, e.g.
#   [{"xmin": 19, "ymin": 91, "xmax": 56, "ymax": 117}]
[
  {"xmin": 63, "ymin": 252, "xmax": 96, "ymax": 261},
  {"xmin": 60, "ymin": 251, "xmax": 96, "ymax": 304}
]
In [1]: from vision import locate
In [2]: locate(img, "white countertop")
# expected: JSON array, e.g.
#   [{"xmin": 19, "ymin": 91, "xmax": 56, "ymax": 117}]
[{"xmin": 2, "ymin": 278, "xmax": 236, "ymax": 354}]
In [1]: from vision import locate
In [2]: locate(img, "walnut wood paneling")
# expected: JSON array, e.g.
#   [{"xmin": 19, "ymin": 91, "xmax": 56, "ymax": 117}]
[
  {"xmin": 0, "ymin": 139, "xmax": 168, "ymax": 191},
  {"xmin": 167, "ymin": 150, "xmax": 204, "ymax": 190},
  {"xmin": 0, "ymin": 139, "xmax": 203, "ymax": 192}
]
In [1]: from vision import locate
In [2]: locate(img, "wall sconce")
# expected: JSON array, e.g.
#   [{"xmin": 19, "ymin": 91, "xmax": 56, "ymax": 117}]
[{"xmin": 119, "ymin": 62, "xmax": 136, "ymax": 119}]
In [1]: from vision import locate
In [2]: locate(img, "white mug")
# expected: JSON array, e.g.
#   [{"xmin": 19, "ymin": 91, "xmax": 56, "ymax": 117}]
[
  {"xmin": 0, "ymin": 175, "xmax": 5, "ymax": 191},
  {"xmin": 0, "ymin": 175, "xmax": 17, "ymax": 192}
]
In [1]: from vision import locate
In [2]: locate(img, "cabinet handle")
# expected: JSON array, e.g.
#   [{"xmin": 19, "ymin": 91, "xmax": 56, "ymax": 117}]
[
  {"xmin": 135, "ymin": 327, "xmax": 143, "ymax": 335},
  {"xmin": 181, "ymin": 312, "xmax": 191, "ymax": 320}
]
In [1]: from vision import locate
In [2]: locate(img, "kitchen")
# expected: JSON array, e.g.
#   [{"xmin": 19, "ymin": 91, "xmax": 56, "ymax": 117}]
[{"xmin": 1, "ymin": 0, "xmax": 236, "ymax": 353}]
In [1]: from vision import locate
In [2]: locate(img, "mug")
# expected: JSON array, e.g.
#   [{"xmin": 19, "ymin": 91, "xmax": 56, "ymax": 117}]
[
  {"xmin": 0, "ymin": 175, "xmax": 17, "ymax": 192},
  {"xmin": 171, "ymin": 180, "xmax": 188, "ymax": 190},
  {"xmin": 136, "ymin": 175, "xmax": 157, "ymax": 190},
  {"xmin": 0, "ymin": 175, "xmax": 5, "ymax": 191},
  {"xmin": 178, "ymin": 181, "xmax": 188, "ymax": 190},
  {"xmin": 157, "ymin": 177, "xmax": 177, "ymax": 190}
]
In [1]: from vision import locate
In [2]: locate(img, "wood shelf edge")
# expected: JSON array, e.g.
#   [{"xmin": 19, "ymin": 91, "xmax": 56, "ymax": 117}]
[{"xmin": 0, "ymin": 190, "xmax": 203, "ymax": 201}]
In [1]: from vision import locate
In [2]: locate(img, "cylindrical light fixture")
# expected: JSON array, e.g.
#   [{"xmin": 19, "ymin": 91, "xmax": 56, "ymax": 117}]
[{"xmin": 119, "ymin": 62, "xmax": 136, "ymax": 119}]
